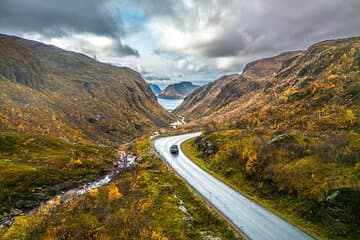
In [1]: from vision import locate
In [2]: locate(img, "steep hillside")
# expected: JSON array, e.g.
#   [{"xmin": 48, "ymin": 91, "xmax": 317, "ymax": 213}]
[
  {"xmin": 175, "ymin": 74, "xmax": 260, "ymax": 116},
  {"xmin": 0, "ymin": 34, "xmax": 173, "ymax": 143},
  {"xmin": 177, "ymin": 37, "xmax": 360, "ymax": 239},
  {"xmin": 175, "ymin": 51, "xmax": 301, "ymax": 117},
  {"xmin": 241, "ymin": 51, "xmax": 302, "ymax": 82},
  {"xmin": 158, "ymin": 81, "xmax": 199, "ymax": 99},
  {"xmin": 176, "ymin": 37, "xmax": 359, "ymax": 134}
]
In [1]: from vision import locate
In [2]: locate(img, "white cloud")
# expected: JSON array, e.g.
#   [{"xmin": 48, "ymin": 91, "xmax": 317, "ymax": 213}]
[
  {"xmin": 147, "ymin": 1, "xmax": 223, "ymax": 56},
  {"xmin": 174, "ymin": 57, "xmax": 208, "ymax": 73},
  {"xmin": 146, "ymin": 0, "xmax": 360, "ymax": 61},
  {"xmin": 4, "ymin": 0, "xmax": 359, "ymax": 82},
  {"xmin": 215, "ymin": 57, "xmax": 239, "ymax": 71},
  {"xmin": 22, "ymin": 32, "xmax": 139, "ymax": 59}
]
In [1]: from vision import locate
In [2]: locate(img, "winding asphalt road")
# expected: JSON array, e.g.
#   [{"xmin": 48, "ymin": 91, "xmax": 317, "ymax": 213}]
[{"xmin": 154, "ymin": 132, "xmax": 313, "ymax": 240}]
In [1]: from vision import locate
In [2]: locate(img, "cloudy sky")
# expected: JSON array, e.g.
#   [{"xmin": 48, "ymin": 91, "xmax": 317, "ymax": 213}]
[{"xmin": 1, "ymin": 0, "xmax": 359, "ymax": 85}]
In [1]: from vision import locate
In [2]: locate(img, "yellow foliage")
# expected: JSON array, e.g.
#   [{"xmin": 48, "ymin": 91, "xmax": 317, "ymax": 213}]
[
  {"xmin": 341, "ymin": 53, "xmax": 353, "ymax": 69},
  {"xmin": 350, "ymin": 47, "xmax": 356, "ymax": 56},
  {"xmin": 42, "ymin": 226, "xmax": 62, "ymax": 240},
  {"xmin": 344, "ymin": 109, "xmax": 356, "ymax": 126},
  {"xmin": 17, "ymin": 122, "xmax": 25, "ymax": 131},
  {"xmin": 2, "ymin": 215, "xmax": 43, "ymax": 240},
  {"xmin": 70, "ymin": 158, "xmax": 82, "ymax": 165},
  {"xmin": 337, "ymin": 108, "xmax": 357, "ymax": 127},
  {"xmin": 327, "ymin": 74, "xmax": 338, "ymax": 80},
  {"xmin": 151, "ymin": 231, "xmax": 169, "ymax": 240},
  {"xmin": 72, "ymin": 130, "xmax": 83, "ymax": 141},
  {"xmin": 245, "ymin": 152, "xmax": 258, "ymax": 176},
  {"xmin": 98, "ymin": 235, "xmax": 112, "ymax": 240},
  {"xmin": 108, "ymin": 184, "xmax": 122, "ymax": 202},
  {"xmin": 89, "ymin": 188, "xmax": 99, "ymax": 197}
]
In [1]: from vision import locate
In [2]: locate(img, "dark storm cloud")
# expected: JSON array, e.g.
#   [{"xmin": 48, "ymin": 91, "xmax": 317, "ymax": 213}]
[
  {"xmin": 224, "ymin": 0, "xmax": 360, "ymax": 57},
  {"xmin": 197, "ymin": 29, "xmax": 248, "ymax": 58},
  {"xmin": 1, "ymin": 0, "xmax": 359, "ymax": 73},
  {"xmin": 70, "ymin": 36, "xmax": 140, "ymax": 57},
  {"xmin": 0, "ymin": 0, "xmax": 118, "ymax": 36},
  {"xmin": 241, "ymin": 0, "xmax": 360, "ymax": 53},
  {"xmin": 0, "ymin": 0, "xmax": 139, "ymax": 56},
  {"xmin": 144, "ymin": 75, "xmax": 171, "ymax": 81},
  {"xmin": 128, "ymin": 0, "xmax": 360, "ymax": 59}
]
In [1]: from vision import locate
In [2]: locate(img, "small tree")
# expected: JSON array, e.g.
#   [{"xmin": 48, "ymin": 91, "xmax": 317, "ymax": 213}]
[{"xmin": 245, "ymin": 152, "xmax": 259, "ymax": 176}]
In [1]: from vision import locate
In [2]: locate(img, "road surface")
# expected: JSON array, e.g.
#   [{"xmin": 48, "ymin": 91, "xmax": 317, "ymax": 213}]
[{"xmin": 154, "ymin": 132, "xmax": 313, "ymax": 240}]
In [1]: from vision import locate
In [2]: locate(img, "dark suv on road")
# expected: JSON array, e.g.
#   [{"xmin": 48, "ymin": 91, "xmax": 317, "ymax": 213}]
[{"xmin": 170, "ymin": 145, "xmax": 179, "ymax": 154}]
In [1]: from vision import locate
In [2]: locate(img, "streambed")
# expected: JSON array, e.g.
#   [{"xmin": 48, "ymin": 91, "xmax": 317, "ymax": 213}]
[{"xmin": 0, "ymin": 151, "xmax": 137, "ymax": 228}]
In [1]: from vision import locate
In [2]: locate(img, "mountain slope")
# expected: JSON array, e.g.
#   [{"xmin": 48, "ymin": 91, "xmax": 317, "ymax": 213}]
[
  {"xmin": 149, "ymin": 83, "xmax": 161, "ymax": 95},
  {"xmin": 176, "ymin": 37, "xmax": 360, "ymax": 239},
  {"xmin": 175, "ymin": 37, "xmax": 359, "ymax": 133},
  {"xmin": 0, "ymin": 34, "xmax": 173, "ymax": 143},
  {"xmin": 158, "ymin": 81, "xmax": 199, "ymax": 99}
]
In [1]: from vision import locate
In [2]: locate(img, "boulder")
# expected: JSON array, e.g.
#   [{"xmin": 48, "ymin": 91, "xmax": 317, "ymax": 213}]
[
  {"xmin": 52, "ymin": 181, "xmax": 74, "ymax": 192},
  {"xmin": 33, "ymin": 192, "xmax": 50, "ymax": 201},
  {"xmin": 267, "ymin": 133, "xmax": 295, "ymax": 145},
  {"xmin": 15, "ymin": 200, "xmax": 39, "ymax": 209},
  {"xmin": 10, "ymin": 208, "xmax": 24, "ymax": 216}
]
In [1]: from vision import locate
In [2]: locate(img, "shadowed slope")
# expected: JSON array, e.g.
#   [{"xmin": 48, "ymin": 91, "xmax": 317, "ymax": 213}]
[{"xmin": 0, "ymin": 34, "xmax": 174, "ymax": 143}]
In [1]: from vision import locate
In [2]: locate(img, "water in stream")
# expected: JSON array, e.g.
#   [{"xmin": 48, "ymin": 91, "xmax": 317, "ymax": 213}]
[{"xmin": 0, "ymin": 152, "xmax": 137, "ymax": 228}]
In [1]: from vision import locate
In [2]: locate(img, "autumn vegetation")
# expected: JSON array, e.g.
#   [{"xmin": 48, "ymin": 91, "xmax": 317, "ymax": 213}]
[
  {"xmin": 1, "ymin": 138, "xmax": 239, "ymax": 240},
  {"xmin": 182, "ymin": 129, "xmax": 359, "ymax": 239},
  {"xmin": 0, "ymin": 34, "xmax": 173, "ymax": 144},
  {"xmin": 0, "ymin": 34, "xmax": 239, "ymax": 240},
  {"xmin": 0, "ymin": 131, "xmax": 114, "ymax": 216},
  {"xmin": 0, "ymin": 32, "xmax": 359, "ymax": 239},
  {"xmin": 177, "ymin": 37, "xmax": 360, "ymax": 239}
]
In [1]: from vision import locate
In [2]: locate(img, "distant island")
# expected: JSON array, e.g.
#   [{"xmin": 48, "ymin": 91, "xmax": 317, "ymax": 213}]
[
  {"xmin": 149, "ymin": 83, "xmax": 161, "ymax": 95},
  {"xmin": 158, "ymin": 81, "xmax": 199, "ymax": 99}
]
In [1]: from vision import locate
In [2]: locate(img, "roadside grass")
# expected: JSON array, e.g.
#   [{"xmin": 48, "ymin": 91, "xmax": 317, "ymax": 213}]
[
  {"xmin": 1, "ymin": 137, "xmax": 241, "ymax": 239},
  {"xmin": 0, "ymin": 131, "xmax": 114, "ymax": 215},
  {"xmin": 181, "ymin": 136, "xmax": 359, "ymax": 240}
]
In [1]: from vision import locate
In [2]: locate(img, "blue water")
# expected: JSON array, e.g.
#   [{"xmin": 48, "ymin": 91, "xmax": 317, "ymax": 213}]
[
  {"xmin": 154, "ymin": 80, "xmax": 210, "ymax": 111},
  {"xmin": 157, "ymin": 97, "xmax": 183, "ymax": 111}
]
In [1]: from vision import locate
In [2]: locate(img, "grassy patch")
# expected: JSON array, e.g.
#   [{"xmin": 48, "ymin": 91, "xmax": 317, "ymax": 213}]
[
  {"xmin": 1, "ymin": 137, "xmax": 240, "ymax": 240},
  {"xmin": 0, "ymin": 131, "xmax": 114, "ymax": 215},
  {"xmin": 181, "ymin": 135, "xmax": 360, "ymax": 240}
]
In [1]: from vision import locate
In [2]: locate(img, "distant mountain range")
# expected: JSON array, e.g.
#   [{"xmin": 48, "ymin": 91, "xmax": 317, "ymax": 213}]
[
  {"xmin": 158, "ymin": 81, "xmax": 199, "ymax": 99},
  {"xmin": 0, "ymin": 34, "xmax": 173, "ymax": 143}
]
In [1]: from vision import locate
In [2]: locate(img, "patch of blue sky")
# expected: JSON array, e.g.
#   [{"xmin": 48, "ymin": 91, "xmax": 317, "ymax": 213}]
[{"xmin": 118, "ymin": 4, "xmax": 147, "ymax": 29}]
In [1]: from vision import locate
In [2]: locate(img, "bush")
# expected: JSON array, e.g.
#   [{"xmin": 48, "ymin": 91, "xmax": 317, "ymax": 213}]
[{"xmin": 314, "ymin": 133, "xmax": 359, "ymax": 164}]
